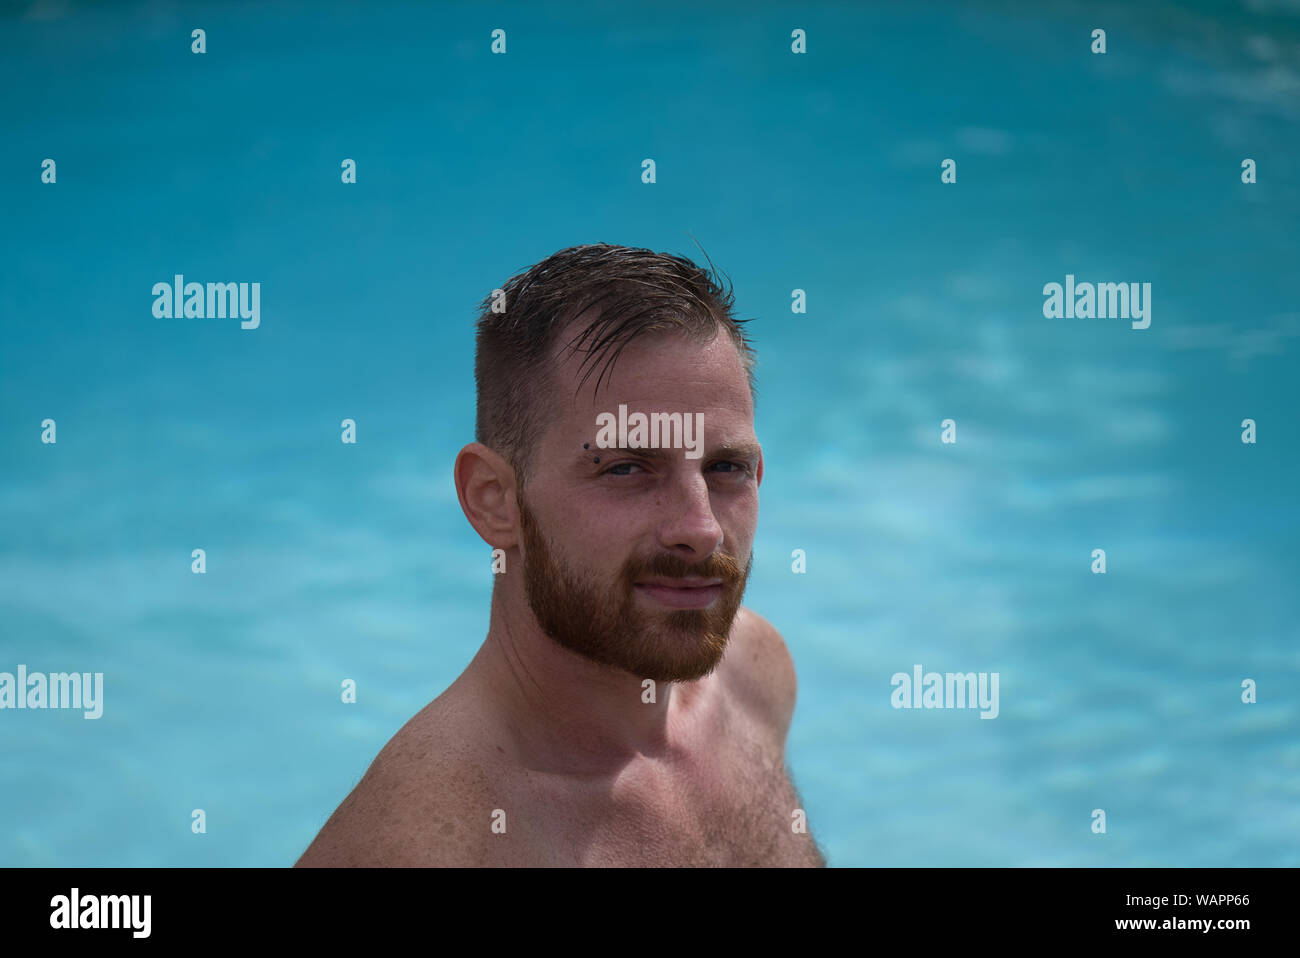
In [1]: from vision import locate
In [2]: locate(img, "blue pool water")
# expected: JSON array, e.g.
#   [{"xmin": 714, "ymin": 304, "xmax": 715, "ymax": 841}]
[{"xmin": 2, "ymin": 0, "xmax": 1297, "ymax": 866}]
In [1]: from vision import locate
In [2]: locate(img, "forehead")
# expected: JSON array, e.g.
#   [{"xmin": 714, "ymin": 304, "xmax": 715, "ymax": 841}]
[{"xmin": 547, "ymin": 319, "xmax": 754, "ymax": 424}]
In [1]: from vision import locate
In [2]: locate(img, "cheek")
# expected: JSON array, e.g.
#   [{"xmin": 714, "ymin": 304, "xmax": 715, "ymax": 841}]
[
  {"xmin": 720, "ymin": 487, "xmax": 759, "ymax": 525},
  {"xmin": 720, "ymin": 495, "xmax": 759, "ymax": 555},
  {"xmin": 549, "ymin": 510, "xmax": 623, "ymax": 572}
]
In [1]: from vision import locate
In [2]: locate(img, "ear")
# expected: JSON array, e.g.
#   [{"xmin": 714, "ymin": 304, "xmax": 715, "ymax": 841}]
[
  {"xmin": 755, "ymin": 445, "xmax": 765, "ymax": 488},
  {"xmin": 454, "ymin": 442, "xmax": 520, "ymax": 549}
]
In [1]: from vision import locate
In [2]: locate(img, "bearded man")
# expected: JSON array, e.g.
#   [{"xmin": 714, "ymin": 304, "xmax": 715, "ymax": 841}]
[{"xmin": 297, "ymin": 243, "xmax": 826, "ymax": 867}]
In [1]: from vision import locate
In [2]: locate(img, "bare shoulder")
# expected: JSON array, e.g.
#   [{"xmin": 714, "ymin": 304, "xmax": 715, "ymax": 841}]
[
  {"xmin": 721, "ymin": 606, "xmax": 798, "ymax": 741},
  {"xmin": 295, "ymin": 703, "xmax": 501, "ymax": 867}
]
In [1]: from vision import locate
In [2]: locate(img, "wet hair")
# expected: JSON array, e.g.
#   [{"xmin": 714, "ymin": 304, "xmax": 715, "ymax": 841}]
[{"xmin": 473, "ymin": 242, "xmax": 756, "ymax": 481}]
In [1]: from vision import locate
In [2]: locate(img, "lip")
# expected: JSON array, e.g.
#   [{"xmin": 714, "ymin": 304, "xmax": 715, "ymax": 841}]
[
  {"xmin": 638, "ymin": 577, "xmax": 724, "ymax": 588},
  {"xmin": 634, "ymin": 579, "xmax": 725, "ymax": 609}
]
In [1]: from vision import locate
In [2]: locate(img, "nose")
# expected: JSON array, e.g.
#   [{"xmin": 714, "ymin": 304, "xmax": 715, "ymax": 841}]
[{"xmin": 656, "ymin": 472, "xmax": 724, "ymax": 558}]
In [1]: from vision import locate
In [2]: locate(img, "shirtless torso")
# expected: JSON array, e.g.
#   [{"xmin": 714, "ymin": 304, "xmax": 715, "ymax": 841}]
[{"xmin": 296, "ymin": 607, "xmax": 825, "ymax": 867}]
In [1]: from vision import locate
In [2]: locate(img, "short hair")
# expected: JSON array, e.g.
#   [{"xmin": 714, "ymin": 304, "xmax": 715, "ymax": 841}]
[{"xmin": 473, "ymin": 243, "xmax": 757, "ymax": 482}]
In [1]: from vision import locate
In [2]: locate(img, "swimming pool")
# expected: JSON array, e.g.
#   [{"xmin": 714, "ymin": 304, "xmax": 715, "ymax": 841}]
[{"xmin": 2, "ymin": 0, "xmax": 1297, "ymax": 866}]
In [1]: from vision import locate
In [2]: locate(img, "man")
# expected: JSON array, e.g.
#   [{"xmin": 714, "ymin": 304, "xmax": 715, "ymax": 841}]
[{"xmin": 297, "ymin": 243, "xmax": 825, "ymax": 866}]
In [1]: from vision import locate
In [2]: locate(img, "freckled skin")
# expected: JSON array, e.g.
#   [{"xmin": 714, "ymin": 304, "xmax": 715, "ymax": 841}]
[{"xmin": 295, "ymin": 326, "xmax": 826, "ymax": 867}]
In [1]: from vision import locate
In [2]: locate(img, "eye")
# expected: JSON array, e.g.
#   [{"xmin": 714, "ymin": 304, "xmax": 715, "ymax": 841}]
[
  {"xmin": 602, "ymin": 461, "xmax": 646, "ymax": 476},
  {"xmin": 710, "ymin": 461, "xmax": 752, "ymax": 477}
]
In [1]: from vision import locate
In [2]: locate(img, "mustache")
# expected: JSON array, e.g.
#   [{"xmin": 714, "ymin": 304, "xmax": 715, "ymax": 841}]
[{"xmin": 622, "ymin": 549, "xmax": 748, "ymax": 584}]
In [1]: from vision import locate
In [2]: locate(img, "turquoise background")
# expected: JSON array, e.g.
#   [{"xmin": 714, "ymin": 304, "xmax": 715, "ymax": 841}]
[{"xmin": 1, "ymin": 0, "xmax": 1297, "ymax": 866}]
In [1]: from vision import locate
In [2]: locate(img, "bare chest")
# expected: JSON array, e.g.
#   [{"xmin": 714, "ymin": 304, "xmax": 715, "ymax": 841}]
[
  {"xmin": 601, "ymin": 757, "xmax": 820, "ymax": 867},
  {"xmin": 517, "ymin": 731, "xmax": 823, "ymax": 867}
]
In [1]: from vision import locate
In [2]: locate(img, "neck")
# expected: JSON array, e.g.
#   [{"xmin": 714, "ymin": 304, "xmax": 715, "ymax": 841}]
[{"xmin": 466, "ymin": 582, "xmax": 699, "ymax": 775}]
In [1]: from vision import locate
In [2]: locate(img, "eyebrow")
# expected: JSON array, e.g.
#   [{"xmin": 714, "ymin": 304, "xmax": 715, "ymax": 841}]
[{"xmin": 709, "ymin": 442, "xmax": 762, "ymax": 463}]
